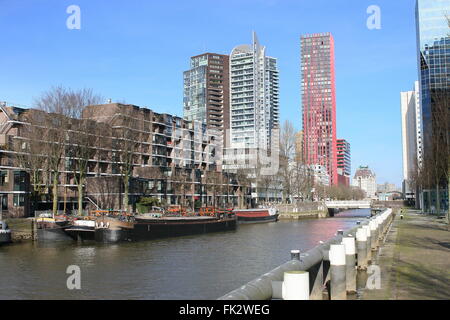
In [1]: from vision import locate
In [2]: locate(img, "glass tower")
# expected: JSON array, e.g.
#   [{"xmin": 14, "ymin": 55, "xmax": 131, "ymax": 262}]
[{"xmin": 415, "ymin": 0, "xmax": 450, "ymax": 154}]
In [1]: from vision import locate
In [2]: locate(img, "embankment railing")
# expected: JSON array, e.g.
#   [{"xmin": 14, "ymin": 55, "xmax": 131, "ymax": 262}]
[{"xmin": 218, "ymin": 208, "xmax": 394, "ymax": 300}]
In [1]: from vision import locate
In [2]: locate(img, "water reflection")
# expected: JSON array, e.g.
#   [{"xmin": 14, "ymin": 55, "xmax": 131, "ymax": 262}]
[{"xmin": 0, "ymin": 209, "xmax": 370, "ymax": 299}]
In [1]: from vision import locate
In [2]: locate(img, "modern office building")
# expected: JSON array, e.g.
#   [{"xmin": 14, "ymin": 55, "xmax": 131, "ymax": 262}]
[
  {"xmin": 377, "ymin": 183, "xmax": 400, "ymax": 193},
  {"xmin": 301, "ymin": 33, "xmax": 338, "ymax": 185},
  {"xmin": 229, "ymin": 32, "xmax": 279, "ymax": 150},
  {"xmin": 351, "ymin": 166, "xmax": 377, "ymax": 199},
  {"xmin": 415, "ymin": 0, "xmax": 450, "ymax": 155},
  {"xmin": 336, "ymin": 139, "xmax": 351, "ymax": 186},
  {"xmin": 400, "ymin": 82, "xmax": 422, "ymax": 201},
  {"xmin": 183, "ymin": 53, "xmax": 230, "ymax": 146},
  {"xmin": 415, "ymin": 0, "xmax": 450, "ymax": 212}
]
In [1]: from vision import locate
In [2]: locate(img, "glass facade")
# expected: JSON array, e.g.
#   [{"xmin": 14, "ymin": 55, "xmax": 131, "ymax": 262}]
[
  {"xmin": 415, "ymin": 0, "xmax": 450, "ymax": 153},
  {"xmin": 183, "ymin": 63, "xmax": 207, "ymax": 122},
  {"xmin": 183, "ymin": 53, "xmax": 229, "ymax": 132}
]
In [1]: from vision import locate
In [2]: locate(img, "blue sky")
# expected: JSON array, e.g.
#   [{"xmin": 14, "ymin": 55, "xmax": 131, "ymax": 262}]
[{"xmin": 0, "ymin": 0, "xmax": 419, "ymax": 186}]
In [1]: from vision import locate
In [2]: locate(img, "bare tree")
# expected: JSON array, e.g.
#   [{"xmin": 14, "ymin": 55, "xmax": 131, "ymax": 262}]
[
  {"xmin": 35, "ymin": 86, "xmax": 103, "ymax": 119},
  {"xmin": 13, "ymin": 111, "xmax": 47, "ymax": 214},
  {"xmin": 111, "ymin": 107, "xmax": 141, "ymax": 212},
  {"xmin": 235, "ymin": 168, "xmax": 252, "ymax": 208},
  {"xmin": 68, "ymin": 118, "xmax": 99, "ymax": 215},
  {"xmin": 33, "ymin": 86, "xmax": 103, "ymax": 215},
  {"xmin": 41, "ymin": 114, "xmax": 67, "ymax": 215},
  {"xmin": 278, "ymin": 120, "xmax": 296, "ymax": 203},
  {"xmin": 425, "ymin": 90, "xmax": 449, "ymax": 218}
]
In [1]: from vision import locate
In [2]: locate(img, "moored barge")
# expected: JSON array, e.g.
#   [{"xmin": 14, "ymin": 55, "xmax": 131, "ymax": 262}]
[
  {"xmin": 132, "ymin": 213, "xmax": 237, "ymax": 241},
  {"xmin": 233, "ymin": 208, "xmax": 279, "ymax": 224}
]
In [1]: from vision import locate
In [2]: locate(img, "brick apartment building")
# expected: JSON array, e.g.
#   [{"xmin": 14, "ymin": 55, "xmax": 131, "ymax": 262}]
[{"xmin": 0, "ymin": 102, "xmax": 247, "ymax": 218}]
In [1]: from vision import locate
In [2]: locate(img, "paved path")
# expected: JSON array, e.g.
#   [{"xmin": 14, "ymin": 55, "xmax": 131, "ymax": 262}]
[{"xmin": 362, "ymin": 210, "xmax": 450, "ymax": 300}]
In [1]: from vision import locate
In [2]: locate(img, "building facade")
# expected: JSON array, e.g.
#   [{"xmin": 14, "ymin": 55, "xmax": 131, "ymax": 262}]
[
  {"xmin": 415, "ymin": 0, "xmax": 450, "ymax": 156},
  {"xmin": 311, "ymin": 164, "xmax": 330, "ymax": 187},
  {"xmin": 336, "ymin": 138, "xmax": 351, "ymax": 186},
  {"xmin": 400, "ymin": 82, "xmax": 422, "ymax": 201},
  {"xmin": 229, "ymin": 32, "xmax": 279, "ymax": 150},
  {"xmin": 301, "ymin": 33, "xmax": 338, "ymax": 185},
  {"xmin": 295, "ymin": 130, "xmax": 304, "ymax": 163},
  {"xmin": 351, "ymin": 166, "xmax": 377, "ymax": 199},
  {"xmin": 0, "ymin": 103, "xmax": 246, "ymax": 218},
  {"xmin": 183, "ymin": 53, "xmax": 230, "ymax": 146}
]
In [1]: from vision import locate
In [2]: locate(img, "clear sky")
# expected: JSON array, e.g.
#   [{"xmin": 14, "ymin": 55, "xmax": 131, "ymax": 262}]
[{"xmin": 0, "ymin": 0, "xmax": 420, "ymax": 187}]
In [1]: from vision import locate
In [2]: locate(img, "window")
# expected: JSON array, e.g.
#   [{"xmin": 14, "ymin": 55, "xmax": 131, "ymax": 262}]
[
  {"xmin": 13, "ymin": 171, "xmax": 27, "ymax": 191},
  {"xmin": 1, "ymin": 195, "xmax": 7, "ymax": 210},
  {"xmin": 0, "ymin": 171, "xmax": 8, "ymax": 186},
  {"xmin": 13, "ymin": 194, "xmax": 25, "ymax": 207}
]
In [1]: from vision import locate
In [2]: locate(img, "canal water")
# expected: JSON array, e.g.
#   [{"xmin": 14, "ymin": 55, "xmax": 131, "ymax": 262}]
[{"xmin": 0, "ymin": 209, "xmax": 370, "ymax": 299}]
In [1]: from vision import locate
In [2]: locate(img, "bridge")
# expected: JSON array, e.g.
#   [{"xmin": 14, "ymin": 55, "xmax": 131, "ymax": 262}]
[{"xmin": 324, "ymin": 200, "xmax": 372, "ymax": 209}]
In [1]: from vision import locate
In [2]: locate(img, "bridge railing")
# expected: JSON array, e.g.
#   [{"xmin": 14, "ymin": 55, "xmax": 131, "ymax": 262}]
[
  {"xmin": 218, "ymin": 208, "xmax": 394, "ymax": 300},
  {"xmin": 325, "ymin": 200, "xmax": 372, "ymax": 208}
]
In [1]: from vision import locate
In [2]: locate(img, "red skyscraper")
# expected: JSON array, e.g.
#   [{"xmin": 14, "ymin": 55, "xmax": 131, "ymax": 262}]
[{"xmin": 301, "ymin": 33, "xmax": 338, "ymax": 185}]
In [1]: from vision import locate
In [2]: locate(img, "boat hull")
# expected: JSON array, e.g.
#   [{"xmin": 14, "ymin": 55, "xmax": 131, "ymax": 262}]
[
  {"xmin": 95, "ymin": 228, "xmax": 133, "ymax": 243},
  {"xmin": 37, "ymin": 226, "xmax": 73, "ymax": 242},
  {"xmin": 237, "ymin": 213, "xmax": 279, "ymax": 224},
  {"xmin": 0, "ymin": 231, "xmax": 11, "ymax": 244},
  {"xmin": 64, "ymin": 226, "xmax": 96, "ymax": 241},
  {"xmin": 132, "ymin": 217, "xmax": 237, "ymax": 241}
]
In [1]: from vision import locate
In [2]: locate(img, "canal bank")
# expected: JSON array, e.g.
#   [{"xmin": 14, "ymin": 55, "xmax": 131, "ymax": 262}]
[{"xmin": 360, "ymin": 210, "xmax": 450, "ymax": 300}]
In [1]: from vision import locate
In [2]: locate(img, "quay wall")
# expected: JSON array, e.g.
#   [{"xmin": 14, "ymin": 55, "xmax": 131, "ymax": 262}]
[
  {"xmin": 279, "ymin": 210, "xmax": 328, "ymax": 219},
  {"xmin": 4, "ymin": 218, "xmax": 35, "ymax": 241}
]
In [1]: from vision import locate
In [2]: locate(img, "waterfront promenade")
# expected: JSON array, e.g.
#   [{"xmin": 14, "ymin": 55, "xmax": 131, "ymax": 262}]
[{"xmin": 362, "ymin": 210, "xmax": 450, "ymax": 300}]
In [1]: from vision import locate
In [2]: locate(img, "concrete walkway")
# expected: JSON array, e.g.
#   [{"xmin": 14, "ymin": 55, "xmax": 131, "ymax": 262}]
[{"xmin": 361, "ymin": 210, "xmax": 450, "ymax": 300}]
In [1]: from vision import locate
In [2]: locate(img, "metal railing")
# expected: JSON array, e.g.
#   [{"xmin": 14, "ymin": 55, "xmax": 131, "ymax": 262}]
[
  {"xmin": 325, "ymin": 200, "xmax": 371, "ymax": 209},
  {"xmin": 218, "ymin": 208, "xmax": 394, "ymax": 300}
]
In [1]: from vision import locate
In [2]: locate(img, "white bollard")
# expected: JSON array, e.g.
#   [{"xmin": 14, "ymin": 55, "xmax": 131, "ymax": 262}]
[
  {"xmin": 329, "ymin": 244, "xmax": 346, "ymax": 300},
  {"xmin": 342, "ymin": 236, "xmax": 356, "ymax": 293},
  {"xmin": 282, "ymin": 271, "xmax": 310, "ymax": 300},
  {"xmin": 363, "ymin": 225, "xmax": 372, "ymax": 262},
  {"xmin": 356, "ymin": 228, "xmax": 368, "ymax": 269}
]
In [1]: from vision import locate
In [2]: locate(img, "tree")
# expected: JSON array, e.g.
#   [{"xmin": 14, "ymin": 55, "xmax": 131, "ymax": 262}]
[
  {"xmin": 110, "ymin": 107, "xmax": 141, "ymax": 212},
  {"xmin": 34, "ymin": 86, "xmax": 102, "ymax": 216},
  {"xmin": 68, "ymin": 118, "xmax": 99, "ymax": 215},
  {"xmin": 235, "ymin": 168, "xmax": 252, "ymax": 208},
  {"xmin": 426, "ymin": 89, "xmax": 449, "ymax": 218},
  {"xmin": 13, "ymin": 110, "xmax": 47, "ymax": 214},
  {"xmin": 279, "ymin": 120, "xmax": 296, "ymax": 203}
]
